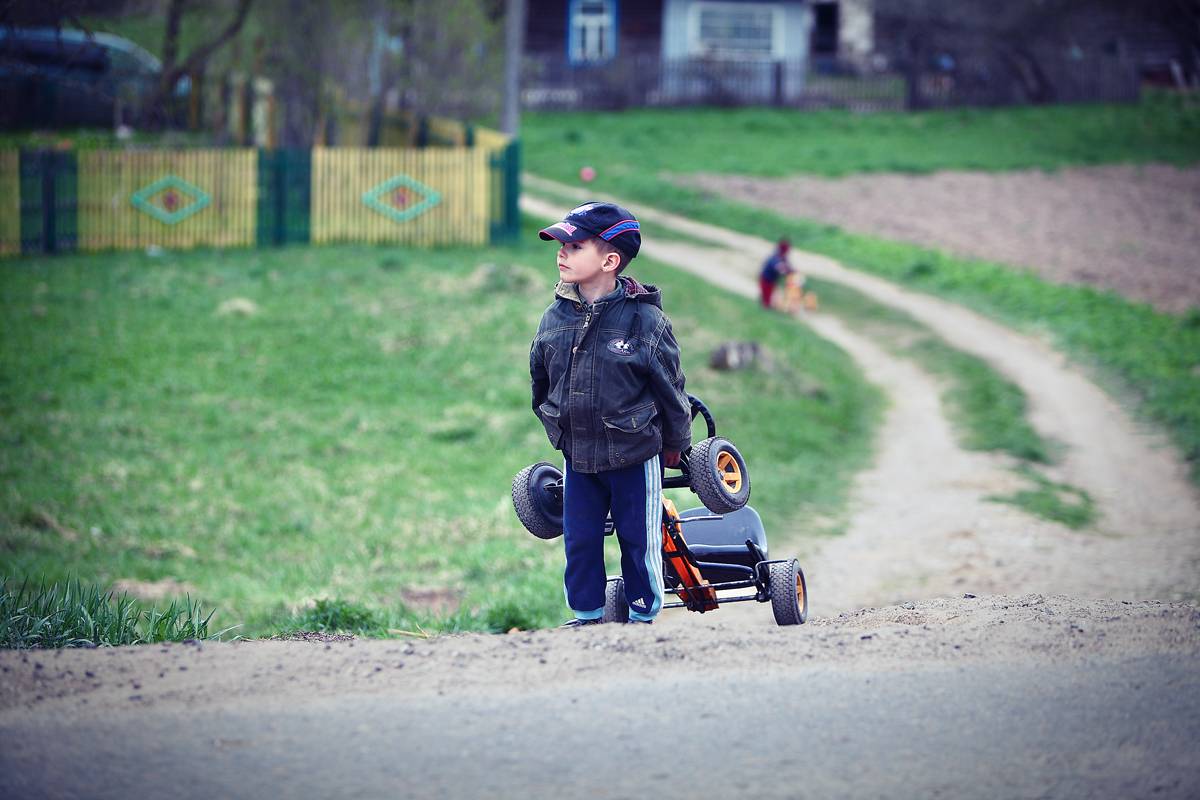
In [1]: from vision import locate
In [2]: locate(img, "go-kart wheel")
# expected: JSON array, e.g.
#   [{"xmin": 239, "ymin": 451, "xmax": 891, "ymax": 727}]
[
  {"xmin": 769, "ymin": 559, "xmax": 808, "ymax": 626},
  {"xmin": 603, "ymin": 577, "xmax": 629, "ymax": 623},
  {"xmin": 688, "ymin": 436, "xmax": 750, "ymax": 514},
  {"xmin": 511, "ymin": 462, "xmax": 564, "ymax": 540}
]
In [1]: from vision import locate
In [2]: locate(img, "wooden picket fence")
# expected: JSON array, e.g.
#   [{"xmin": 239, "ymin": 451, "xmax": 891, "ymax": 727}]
[{"xmin": 2, "ymin": 130, "xmax": 520, "ymax": 256}]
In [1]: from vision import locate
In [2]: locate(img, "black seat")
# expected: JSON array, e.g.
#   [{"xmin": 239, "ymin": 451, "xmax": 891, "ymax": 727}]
[{"xmin": 668, "ymin": 506, "xmax": 768, "ymax": 584}]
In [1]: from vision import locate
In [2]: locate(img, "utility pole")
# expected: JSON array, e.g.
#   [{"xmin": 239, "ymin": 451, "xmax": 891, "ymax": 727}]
[{"xmin": 502, "ymin": 0, "xmax": 526, "ymax": 136}]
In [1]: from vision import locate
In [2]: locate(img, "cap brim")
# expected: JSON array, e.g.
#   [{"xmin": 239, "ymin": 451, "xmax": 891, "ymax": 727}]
[{"xmin": 538, "ymin": 221, "xmax": 591, "ymax": 243}]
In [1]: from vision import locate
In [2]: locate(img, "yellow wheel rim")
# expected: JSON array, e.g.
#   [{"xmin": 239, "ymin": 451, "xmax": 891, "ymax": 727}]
[
  {"xmin": 795, "ymin": 570, "xmax": 806, "ymax": 611},
  {"xmin": 716, "ymin": 451, "xmax": 742, "ymax": 494}
]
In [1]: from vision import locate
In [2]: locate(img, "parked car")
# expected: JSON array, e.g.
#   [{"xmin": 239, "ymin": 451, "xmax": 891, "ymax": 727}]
[{"xmin": 0, "ymin": 27, "xmax": 187, "ymax": 129}]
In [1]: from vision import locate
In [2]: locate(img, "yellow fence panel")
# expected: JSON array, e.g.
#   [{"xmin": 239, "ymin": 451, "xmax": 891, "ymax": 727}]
[
  {"xmin": 310, "ymin": 147, "xmax": 488, "ymax": 246},
  {"xmin": 0, "ymin": 151, "xmax": 18, "ymax": 256},
  {"xmin": 77, "ymin": 149, "xmax": 257, "ymax": 251},
  {"xmin": 473, "ymin": 127, "xmax": 511, "ymax": 152}
]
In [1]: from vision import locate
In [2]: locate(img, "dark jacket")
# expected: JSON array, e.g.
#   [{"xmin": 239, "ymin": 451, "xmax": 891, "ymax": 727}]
[{"xmin": 530, "ymin": 276, "xmax": 691, "ymax": 474}]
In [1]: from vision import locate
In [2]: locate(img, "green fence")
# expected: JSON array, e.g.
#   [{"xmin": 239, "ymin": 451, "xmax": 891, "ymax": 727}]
[{"xmin": 2, "ymin": 139, "xmax": 520, "ymax": 256}]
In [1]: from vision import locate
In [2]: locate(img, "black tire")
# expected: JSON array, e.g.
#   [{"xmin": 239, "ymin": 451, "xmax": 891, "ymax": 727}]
[
  {"xmin": 689, "ymin": 436, "xmax": 751, "ymax": 514},
  {"xmin": 603, "ymin": 577, "xmax": 629, "ymax": 623},
  {"xmin": 769, "ymin": 559, "xmax": 808, "ymax": 626},
  {"xmin": 511, "ymin": 462, "xmax": 564, "ymax": 540}
]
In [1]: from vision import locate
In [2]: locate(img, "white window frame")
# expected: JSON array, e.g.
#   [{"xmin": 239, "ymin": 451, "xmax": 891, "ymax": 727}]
[
  {"xmin": 686, "ymin": 1, "xmax": 785, "ymax": 61},
  {"xmin": 568, "ymin": 0, "xmax": 618, "ymax": 65}
]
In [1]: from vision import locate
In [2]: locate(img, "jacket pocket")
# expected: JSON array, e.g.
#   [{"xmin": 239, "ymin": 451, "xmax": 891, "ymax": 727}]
[
  {"xmin": 602, "ymin": 402, "xmax": 661, "ymax": 467},
  {"xmin": 537, "ymin": 403, "xmax": 564, "ymax": 449}
]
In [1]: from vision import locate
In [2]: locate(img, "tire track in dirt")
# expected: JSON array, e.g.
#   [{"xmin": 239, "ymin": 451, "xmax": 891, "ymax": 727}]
[{"xmin": 523, "ymin": 182, "xmax": 1200, "ymax": 618}]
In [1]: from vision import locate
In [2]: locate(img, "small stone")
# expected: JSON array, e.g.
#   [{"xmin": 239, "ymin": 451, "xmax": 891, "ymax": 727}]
[{"xmin": 963, "ymin": 593, "xmax": 977, "ymax": 599}]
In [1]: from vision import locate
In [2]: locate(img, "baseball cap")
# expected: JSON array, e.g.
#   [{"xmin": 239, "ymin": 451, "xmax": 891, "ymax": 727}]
[{"xmin": 538, "ymin": 201, "xmax": 641, "ymax": 263}]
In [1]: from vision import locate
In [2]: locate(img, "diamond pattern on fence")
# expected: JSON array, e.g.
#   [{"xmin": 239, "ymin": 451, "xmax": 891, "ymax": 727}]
[
  {"xmin": 361, "ymin": 174, "xmax": 441, "ymax": 223},
  {"xmin": 130, "ymin": 175, "xmax": 212, "ymax": 225}
]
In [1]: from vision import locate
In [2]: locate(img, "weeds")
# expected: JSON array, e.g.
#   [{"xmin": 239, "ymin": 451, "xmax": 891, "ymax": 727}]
[
  {"xmin": 0, "ymin": 575, "xmax": 222, "ymax": 649},
  {"xmin": 285, "ymin": 598, "xmax": 382, "ymax": 634}
]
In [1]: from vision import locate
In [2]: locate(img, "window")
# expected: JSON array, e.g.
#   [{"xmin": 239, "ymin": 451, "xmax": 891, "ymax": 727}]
[
  {"xmin": 688, "ymin": 2, "xmax": 782, "ymax": 59},
  {"xmin": 569, "ymin": 0, "xmax": 617, "ymax": 64}
]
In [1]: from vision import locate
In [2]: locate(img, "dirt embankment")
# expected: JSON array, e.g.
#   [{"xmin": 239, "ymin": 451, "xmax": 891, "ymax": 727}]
[
  {"xmin": 678, "ymin": 165, "xmax": 1200, "ymax": 313},
  {"xmin": 1, "ymin": 595, "xmax": 1197, "ymax": 715}
]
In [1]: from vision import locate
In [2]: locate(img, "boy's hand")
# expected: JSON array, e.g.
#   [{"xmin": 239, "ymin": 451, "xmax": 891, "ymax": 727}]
[{"xmin": 663, "ymin": 450, "xmax": 681, "ymax": 468}]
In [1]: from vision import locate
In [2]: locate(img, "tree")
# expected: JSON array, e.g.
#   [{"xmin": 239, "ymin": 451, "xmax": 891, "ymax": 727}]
[
  {"xmin": 144, "ymin": 0, "xmax": 255, "ymax": 126},
  {"xmin": 874, "ymin": 0, "xmax": 1189, "ymax": 107}
]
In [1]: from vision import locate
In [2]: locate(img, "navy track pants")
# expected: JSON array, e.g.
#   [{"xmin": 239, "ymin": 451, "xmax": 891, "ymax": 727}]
[{"xmin": 562, "ymin": 455, "xmax": 664, "ymax": 622}]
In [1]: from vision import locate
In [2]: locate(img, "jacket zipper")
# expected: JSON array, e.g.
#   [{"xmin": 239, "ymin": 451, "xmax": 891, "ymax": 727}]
[{"xmin": 564, "ymin": 303, "xmax": 593, "ymax": 464}]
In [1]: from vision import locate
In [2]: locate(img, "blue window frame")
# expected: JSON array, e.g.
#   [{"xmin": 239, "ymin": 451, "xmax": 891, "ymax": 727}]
[{"xmin": 567, "ymin": 0, "xmax": 618, "ymax": 65}]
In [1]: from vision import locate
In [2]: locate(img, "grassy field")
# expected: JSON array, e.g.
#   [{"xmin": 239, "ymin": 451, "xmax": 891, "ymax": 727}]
[
  {"xmin": 0, "ymin": 221, "xmax": 880, "ymax": 638},
  {"xmin": 523, "ymin": 96, "xmax": 1200, "ymax": 484},
  {"xmin": 524, "ymin": 91, "xmax": 1200, "ymax": 178}
]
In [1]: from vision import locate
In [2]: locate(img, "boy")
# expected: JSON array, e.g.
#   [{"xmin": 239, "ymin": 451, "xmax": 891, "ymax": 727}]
[
  {"xmin": 759, "ymin": 238, "xmax": 793, "ymax": 309},
  {"xmin": 530, "ymin": 201, "xmax": 692, "ymax": 626}
]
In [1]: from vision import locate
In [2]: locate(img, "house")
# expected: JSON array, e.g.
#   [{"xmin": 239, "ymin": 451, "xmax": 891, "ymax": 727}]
[{"xmin": 523, "ymin": 0, "xmax": 877, "ymax": 108}]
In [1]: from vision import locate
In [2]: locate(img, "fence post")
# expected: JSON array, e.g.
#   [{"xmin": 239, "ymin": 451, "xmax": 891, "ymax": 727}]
[
  {"xmin": 287, "ymin": 149, "xmax": 311, "ymax": 245},
  {"xmin": 256, "ymin": 148, "xmax": 276, "ymax": 247},
  {"xmin": 19, "ymin": 149, "xmax": 42, "ymax": 254},
  {"xmin": 41, "ymin": 150, "xmax": 57, "ymax": 254},
  {"xmin": 489, "ymin": 138, "xmax": 521, "ymax": 244},
  {"xmin": 54, "ymin": 150, "xmax": 77, "ymax": 253},
  {"xmin": 772, "ymin": 61, "xmax": 784, "ymax": 106},
  {"xmin": 505, "ymin": 139, "xmax": 521, "ymax": 241}
]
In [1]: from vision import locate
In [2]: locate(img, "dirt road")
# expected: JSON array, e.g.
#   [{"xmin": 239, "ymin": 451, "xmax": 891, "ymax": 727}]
[{"xmin": 2, "ymin": 596, "xmax": 1198, "ymax": 799}]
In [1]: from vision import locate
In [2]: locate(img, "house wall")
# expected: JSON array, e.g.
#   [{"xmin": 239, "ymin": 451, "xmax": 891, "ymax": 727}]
[
  {"xmin": 525, "ymin": 0, "xmax": 664, "ymax": 58},
  {"xmin": 661, "ymin": 0, "xmax": 811, "ymax": 61},
  {"xmin": 837, "ymin": 0, "xmax": 874, "ymax": 62}
]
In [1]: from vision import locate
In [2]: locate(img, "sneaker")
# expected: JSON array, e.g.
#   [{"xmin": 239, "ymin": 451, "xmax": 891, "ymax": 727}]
[
  {"xmin": 628, "ymin": 618, "xmax": 653, "ymax": 625},
  {"xmin": 559, "ymin": 617, "xmax": 603, "ymax": 628}
]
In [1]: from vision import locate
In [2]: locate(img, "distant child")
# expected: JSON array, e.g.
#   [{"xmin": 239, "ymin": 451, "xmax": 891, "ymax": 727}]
[
  {"xmin": 759, "ymin": 238, "xmax": 793, "ymax": 309},
  {"xmin": 530, "ymin": 202, "xmax": 692, "ymax": 626}
]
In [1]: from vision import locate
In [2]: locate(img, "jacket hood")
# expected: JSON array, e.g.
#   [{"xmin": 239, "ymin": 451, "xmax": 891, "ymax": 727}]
[{"xmin": 554, "ymin": 275, "xmax": 662, "ymax": 309}]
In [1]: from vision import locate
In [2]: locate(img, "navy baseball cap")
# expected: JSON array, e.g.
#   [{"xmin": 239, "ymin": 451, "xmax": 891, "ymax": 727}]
[{"xmin": 538, "ymin": 201, "xmax": 641, "ymax": 262}]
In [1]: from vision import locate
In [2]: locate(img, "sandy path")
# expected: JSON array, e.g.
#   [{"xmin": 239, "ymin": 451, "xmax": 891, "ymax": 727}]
[
  {"xmin": 678, "ymin": 165, "xmax": 1200, "ymax": 313},
  {"xmin": 523, "ymin": 180, "xmax": 1200, "ymax": 616}
]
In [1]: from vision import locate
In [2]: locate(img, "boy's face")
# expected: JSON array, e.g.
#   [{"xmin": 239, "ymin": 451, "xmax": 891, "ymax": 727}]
[{"xmin": 556, "ymin": 239, "xmax": 619, "ymax": 286}]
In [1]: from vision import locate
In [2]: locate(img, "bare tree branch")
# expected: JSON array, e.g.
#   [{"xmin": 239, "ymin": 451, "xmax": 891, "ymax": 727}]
[{"xmin": 146, "ymin": 0, "xmax": 254, "ymax": 125}]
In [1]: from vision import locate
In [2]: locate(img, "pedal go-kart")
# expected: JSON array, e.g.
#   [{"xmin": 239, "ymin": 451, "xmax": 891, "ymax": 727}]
[{"xmin": 512, "ymin": 396, "xmax": 808, "ymax": 626}]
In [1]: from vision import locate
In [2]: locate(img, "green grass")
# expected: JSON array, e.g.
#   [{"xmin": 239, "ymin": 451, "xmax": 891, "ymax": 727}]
[
  {"xmin": 525, "ymin": 91, "xmax": 1200, "ymax": 179},
  {"xmin": 1, "ymin": 221, "xmax": 880, "ymax": 638},
  {"xmin": 524, "ymin": 106, "xmax": 1200, "ymax": 485},
  {"xmin": 0, "ymin": 575, "xmax": 220, "ymax": 648},
  {"xmin": 988, "ymin": 466, "xmax": 1098, "ymax": 530}
]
